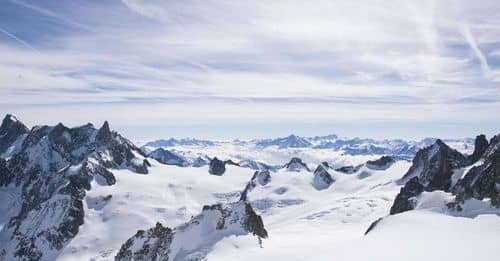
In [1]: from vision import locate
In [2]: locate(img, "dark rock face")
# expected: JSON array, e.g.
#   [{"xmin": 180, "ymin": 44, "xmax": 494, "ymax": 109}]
[
  {"xmin": 335, "ymin": 164, "xmax": 362, "ymax": 174},
  {"xmin": 115, "ymin": 222, "xmax": 174, "ymax": 261},
  {"xmin": 284, "ymin": 157, "xmax": 310, "ymax": 172},
  {"xmin": 240, "ymin": 170, "xmax": 272, "ymax": 201},
  {"xmin": 467, "ymin": 134, "xmax": 489, "ymax": 164},
  {"xmin": 115, "ymin": 201, "xmax": 267, "ymax": 261},
  {"xmin": 209, "ymin": 157, "xmax": 226, "ymax": 175},
  {"xmin": 312, "ymin": 163, "xmax": 334, "ymax": 190},
  {"xmin": 389, "ymin": 177, "xmax": 424, "ymax": 215},
  {"xmin": 0, "ymin": 157, "xmax": 12, "ymax": 186},
  {"xmin": 0, "ymin": 114, "xmax": 29, "ymax": 156},
  {"xmin": 400, "ymin": 140, "xmax": 468, "ymax": 192},
  {"xmin": 366, "ymin": 135, "xmax": 499, "ymax": 236},
  {"xmin": 453, "ymin": 135, "xmax": 500, "ymax": 208},
  {"xmin": 366, "ymin": 156, "xmax": 395, "ymax": 171},
  {"xmin": 0, "ymin": 115, "xmax": 148, "ymax": 260},
  {"xmin": 364, "ymin": 217, "xmax": 383, "ymax": 235}
]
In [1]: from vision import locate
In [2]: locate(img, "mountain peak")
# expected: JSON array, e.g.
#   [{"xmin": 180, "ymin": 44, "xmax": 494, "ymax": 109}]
[
  {"xmin": 1, "ymin": 114, "xmax": 27, "ymax": 132},
  {"xmin": 95, "ymin": 121, "xmax": 112, "ymax": 143}
]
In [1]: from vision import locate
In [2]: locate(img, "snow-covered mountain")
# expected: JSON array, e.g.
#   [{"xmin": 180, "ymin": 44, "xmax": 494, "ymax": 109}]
[
  {"xmin": 0, "ymin": 114, "xmax": 498, "ymax": 261},
  {"xmin": 141, "ymin": 134, "xmax": 475, "ymax": 171},
  {"xmin": 0, "ymin": 115, "xmax": 150, "ymax": 260}
]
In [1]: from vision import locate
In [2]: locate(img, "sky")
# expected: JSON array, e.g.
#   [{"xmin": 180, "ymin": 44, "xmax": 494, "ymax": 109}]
[{"xmin": 0, "ymin": 0, "xmax": 499, "ymax": 141}]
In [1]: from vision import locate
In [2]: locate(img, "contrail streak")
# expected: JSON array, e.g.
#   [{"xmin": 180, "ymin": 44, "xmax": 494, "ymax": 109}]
[{"xmin": 0, "ymin": 27, "xmax": 38, "ymax": 52}]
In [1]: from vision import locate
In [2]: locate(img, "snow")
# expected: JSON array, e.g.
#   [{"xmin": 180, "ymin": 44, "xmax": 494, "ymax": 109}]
[
  {"xmin": 57, "ymin": 161, "xmax": 254, "ymax": 260},
  {"xmin": 209, "ymin": 208, "xmax": 500, "ymax": 261},
  {"xmin": 57, "ymin": 159, "xmax": 412, "ymax": 260},
  {"xmin": 10, "ymin": 143, "xmax": 491, "ymax": 261}
]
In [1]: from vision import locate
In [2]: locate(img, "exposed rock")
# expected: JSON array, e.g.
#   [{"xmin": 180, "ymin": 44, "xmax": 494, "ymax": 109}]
[
  {"xmin": 115, "ymin": 222, "xmax": 173, "ymax": 261},
  {"xmin": 453, "ymin": 135, "xmax": 500, "ymax": 208},
  {"xmin": 366, "ymin": 156, "xmax": 395, "ymax": 171},
  {"xmin": 467, "ymin": 134, "xmax": 489, "ymax": 164},
  {"xmin": 95, "ymin": 121, "xmax": 112, "ymax": 144},
  {"xmin": 0, "ymin": 115, "xmax": 149, "ymax": 260},
  {"xmin": 115, "ymin": 201, "xmax": 267, "ymax": 261},
  {"xmin": 209, "ymin": 157, "xmax": 226, "ymax": 175},
  {"xmin": 148, "ymin": 148, "xmax": 190, "ymax": 167},
  {"xmin": 389, "ymin": 177, "xmax": 424, "ymax": 215},
  {"xmin": 0, "ymin": 157, "xmax": 12, "ymax": 186},
  {"xmin": 284, "ymin": 157, "xmax": 310, "ymax": 172},
  {"xmin": 240, "ymin": 170, "xmax": 272, "ymax": 201},
  {"xmin": 400, "ymin": 139, "xmax": 468, "ymax": 192},
  {"xmin": 335, "ymin": 164, "xmax": 362, "ymax": 174},
  {"xmin": 0, "ymin": 114, "xmax": 29, "ymax": 156},
  {"xmin": 364, "ymin": 217, "xmax": 383, "ymax": 235},
  {"xmin": 256, "ymin": 170, "xmax": 271, "ymax": 186},
  {"xmin": 312, "ymin": 163, "xmax": 334, "ymax": 190}
]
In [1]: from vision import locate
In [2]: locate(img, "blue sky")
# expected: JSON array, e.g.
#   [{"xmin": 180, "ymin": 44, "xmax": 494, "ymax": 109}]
[{"xmin": 0, "ymin": 0, "xmax": 499, "ymax": 141}]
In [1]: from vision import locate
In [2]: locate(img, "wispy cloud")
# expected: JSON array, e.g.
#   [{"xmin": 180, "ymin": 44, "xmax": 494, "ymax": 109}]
[
  {"xmin": 461, "ymin": 24, "xmax": 491, "ymax": 77},
  {"xmin": 0, "ymin": 0, "xmax": 499, "ymax": 139}
]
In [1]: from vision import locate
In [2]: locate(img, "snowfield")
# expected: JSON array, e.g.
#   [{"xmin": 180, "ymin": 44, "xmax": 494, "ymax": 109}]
[{"xmin": 51, "ymin": 158, "xmax": 499, "ymax": 260}]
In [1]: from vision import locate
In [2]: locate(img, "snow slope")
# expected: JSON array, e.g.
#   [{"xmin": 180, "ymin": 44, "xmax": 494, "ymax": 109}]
[
  {"xmin": 57, "ymin": 162, "xmax": 255, "ymax": 260},
  {"xmin": 58, "ymin": 159, "xmax": 413, "ymax": 260},
  {"xmin": 53, "ymin": 155, "xmax": 499, "ymax": 261}
]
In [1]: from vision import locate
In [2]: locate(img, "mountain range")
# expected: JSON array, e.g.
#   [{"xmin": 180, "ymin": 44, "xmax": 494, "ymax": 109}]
[{"xmin": 0, "ymin": 114, "xmax": 498, "ymax": 261}]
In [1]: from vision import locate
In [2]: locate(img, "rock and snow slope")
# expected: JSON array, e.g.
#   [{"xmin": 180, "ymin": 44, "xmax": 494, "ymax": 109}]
[
  {"xmin": 0, "ymin": 116, "xmax": 150, "ymax": 260},
  {"xmin": 0, "ymin": 114, "xmax": 498, "ymax": 261}
]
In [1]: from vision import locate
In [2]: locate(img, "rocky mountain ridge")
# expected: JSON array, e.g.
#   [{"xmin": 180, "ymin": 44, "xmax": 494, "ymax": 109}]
[{"xmin": 0, "ymin": 115, "xmax": 149, "ymax": 260}]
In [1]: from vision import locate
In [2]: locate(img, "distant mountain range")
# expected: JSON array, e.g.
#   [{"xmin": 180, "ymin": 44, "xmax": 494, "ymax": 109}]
[{"xmin": 141, "ymin": 134, "xmax": 475, "ymax": 167}]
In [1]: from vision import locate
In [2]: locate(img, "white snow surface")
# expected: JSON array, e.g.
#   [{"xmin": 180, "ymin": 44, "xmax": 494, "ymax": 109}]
[{"xmin": 47, "ymin": 157, "xmax": 499, "ymax": 261}]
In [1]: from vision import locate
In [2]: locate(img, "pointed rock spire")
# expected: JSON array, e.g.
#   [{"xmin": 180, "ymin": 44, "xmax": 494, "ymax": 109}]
[
  {"xmin": 95, "ymin": 121, "xmax": 112, "ymax": 143},
  {"xmin": 312, "ymin": 163, "xmax": 334, "ymax": 190},
  {"xmin": 284, "ymin": 157, "xmax": 310, "ymax": 172},
  {"xmin": 468, "ymin": 134, "xmax": 489, "ymax": 164}
]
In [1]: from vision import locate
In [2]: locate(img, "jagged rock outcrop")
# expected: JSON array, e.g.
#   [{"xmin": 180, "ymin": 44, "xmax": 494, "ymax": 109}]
[
  {"xmin": 389, "ymin": 177, "xmax": 424, "ymax": 215},
  {"xmin": 240, "ymin": 170, "xmax": 272, "ymax": 201},
  {"xmin": 400, "ymin": 139, "xmax": 468, "ymax": 192},
  {"xmin": 0, "ymin": 115, "xmax": 149, "ymax": 261},
  {"xmin": 452, "ymin": 135, "xmax": 500, "ymax": 208},
  {"xmin": 115, "ymin": 201, "xmax": 267, "ymax": 261},
  {"xmin": 390, "ymin": 135, "xmax": 499, "ymax": 216},
  {"xmin": 0, "ymin": 114, "xmax": 29, "ymax": 157},
  {"xmin": 364, "ymin": 217, "xmax": 383, "ymax": 235},
  {"xmin": 208, "ymin": 157, "xmax": 226, "ymax": 175},
  {"xmin": 284, "ymin": 157, "xmax": 310, "ymax": 172},
  {"xmin": 335, "ymin": 164, "xmax": 362, "ymax": 174},
  {"xmin": 148, "ymin": 148, "xmax": 190, "ymax": 167},
  {"xmin": 366, "ymin": 156, "xmax": 395, "ymax": 171},
  {"xmin": 312, "ymin": 163, "xmax": 334, "ymax": 190},
  {"xmin": 467, "ymin": 135, "xmax": 489, "ymax": 164}
]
